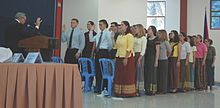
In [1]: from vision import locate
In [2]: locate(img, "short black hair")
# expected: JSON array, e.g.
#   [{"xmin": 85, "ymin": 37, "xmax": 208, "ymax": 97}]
[
  {"xmin": 111, "ymin": 22, "xmax": 118, "ymax": 26},
  {"xmin": 71, "ymin": 18, "xmax": 79, "ymax": 23},
  {"xmin": 99, "ymin": 19, "xmax": 108, "ymax": 28},
  {"xmin": 188, "ymin": 36, "xmax": 195, "ymax": 47},
  {"xmin": 88, "ymin": 21, "xmax": 95, "ymax": 25}
]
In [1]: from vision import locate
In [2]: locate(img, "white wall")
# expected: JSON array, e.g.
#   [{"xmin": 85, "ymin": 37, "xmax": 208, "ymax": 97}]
[
  {"xmin": 98, "ymin": 0, "xmax": 147, "ymax": 27},
  {"xmin": 98, "ymin": 0, "xmax": 180, "ymax": 32},
  {"xmin": 188, "ymin": 0, "xmax": 220, "ymax": 82},
  {"xmin": 62, "ymin": 0, "xmax": 98, "ymax": 30},
  {"xmin": 166, "ymin": 0, "xmax": 180, "ymax": 32},
  {"xmin": 61, "ymin": 0, "xmax": 98, "ymax": 58}
]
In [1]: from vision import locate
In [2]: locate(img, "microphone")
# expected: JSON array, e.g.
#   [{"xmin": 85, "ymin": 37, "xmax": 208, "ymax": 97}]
[
  {"xmin": 26, "ymin": 24, "xmax": 41, "ymax": 35},
  {"xmin": 27, "ymin": 24, "xmax": 31, "ymax": 27},
  {"xmin": 27, "ymin": 24, "xmax": 35, "ymax": 29}
]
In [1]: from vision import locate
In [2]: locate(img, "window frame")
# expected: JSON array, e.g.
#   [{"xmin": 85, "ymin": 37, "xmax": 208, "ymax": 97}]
[
  {"xmin": 147, "ymin": 0, "xmax": 166, "ymax": 29},
  {"xmin": 210, "ymin": 0, "xmax": 220, "ymax": 30}
]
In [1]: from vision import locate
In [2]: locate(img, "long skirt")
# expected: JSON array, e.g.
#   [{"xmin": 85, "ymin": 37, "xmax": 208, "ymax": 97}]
[
  {"xmin": 206, "ymin": 59, "xmax": 215, "ymax": 87},
  {"xmin": 157, "ymin": 59, "xmax": 168, "ymax": 93},
  {"xmin": 190, "ymin": 62, "xmax": 195, "ymax": 88},
  {"xmin": 179, "ymin": 59, "xmax": 187, "ymax": 89},
  {"xmin": 114, "ymin": 56, "xmax": 136, "ymax": 97},
  {"xmin": 185, "ymin": 63, "xmax": 191, "ymax": 89},
  {"xmin": 168, "ymin": 57, "xmax": 179, "ymax": 90},
  {"xmin": 144, "ymin": 58, "xmax": 157, "ymax": 94},
  {"xmin": 195, "ymin": 58, "xmax": 207, "ymax": 90},
  {"xmin": 134, "ymin": 53, "xmax": 144, "ymax": 92}
]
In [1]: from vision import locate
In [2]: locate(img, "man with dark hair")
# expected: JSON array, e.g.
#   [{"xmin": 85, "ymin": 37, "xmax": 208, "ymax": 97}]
[
  {"xmin": 4, "ymin": 12, "xmax": 42, "ymax": 55},
  {"xmin": 89, "ymin": 19, "xmax": 112, "ymax": 93},
  {"xmin": 99, "ymin": 19, "xmax": 109, "ymax": 28},
  {"xmin": 71, "ymin": 18, "xmax": 79, "ymax": 23},
  {"xmin": 109, "ymin": 22, "xmax": 120, "ymax": 59},
  {"xmin": 62, "ymin": 18, "xmax": 85, "ymax": 64},
  {"xmin": 110, "ymin": 22, "xmax": 119, "ymax": 40}
]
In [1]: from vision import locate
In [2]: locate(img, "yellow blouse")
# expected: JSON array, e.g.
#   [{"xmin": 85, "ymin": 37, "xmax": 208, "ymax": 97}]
[
  {"xmin": 171, "ymin": 42, "xmax": 179, "ymax": 57},
  {"xmin": 115, "ymin": 33, "xmax": 134, "ymax": 58}
]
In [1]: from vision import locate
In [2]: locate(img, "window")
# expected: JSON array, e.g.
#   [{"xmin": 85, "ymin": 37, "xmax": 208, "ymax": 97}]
[
  {"xmin": 147, "ymin": 0, "xmax": 166, "ymax": 30},
  {"xmin": 210, "ymin": 0, "xmax": 220, "ymax": 29}
]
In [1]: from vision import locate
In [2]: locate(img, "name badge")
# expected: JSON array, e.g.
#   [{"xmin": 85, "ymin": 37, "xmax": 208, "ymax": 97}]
[
  {"xmin": 24, "ymin": 52, "xmax": 43, "ymax": 63},
  {"xmin": 11, "ymin": 53, "xmax": 24, "ymax": 63}
]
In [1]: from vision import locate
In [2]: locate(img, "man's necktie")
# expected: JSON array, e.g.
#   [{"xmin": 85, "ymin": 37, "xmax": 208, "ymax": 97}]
[
  {"xmin": 68, "ymin": 29, "xmax": 74, "ymax": 48},
  {"xmin": 96, "ymin": 31, "xmax": 103, "ymax": 52}
]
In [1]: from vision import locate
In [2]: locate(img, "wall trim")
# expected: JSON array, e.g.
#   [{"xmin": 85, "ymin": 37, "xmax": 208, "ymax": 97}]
[
  {"xmin": 54, "ymin": 0, "xmax": 63, "ymax": 56},
  {"xmin": 180, "ymin": 0, "xmax": 187, "ymax": 33}
]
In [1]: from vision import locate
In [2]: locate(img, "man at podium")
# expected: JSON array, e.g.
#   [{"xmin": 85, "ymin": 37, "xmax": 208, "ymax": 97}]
[{"xmin": 4, "ymin": 12, "xmax": 42, "ymax": 55}]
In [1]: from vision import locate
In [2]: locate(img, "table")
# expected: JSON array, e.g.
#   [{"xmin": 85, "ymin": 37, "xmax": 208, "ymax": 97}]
[{"xmin": 0, "ymin": 63, "xmax": 82, "ymax": 108}]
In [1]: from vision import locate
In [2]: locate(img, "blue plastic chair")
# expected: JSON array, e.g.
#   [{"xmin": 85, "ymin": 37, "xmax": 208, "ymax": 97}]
[
  {"xmin": 78, "ymin": 58, "xmax": 95, "ymax": 92},
  {"xmin": 51, "ymin": 56, "xmax": 64, "ymax": 63},
  {"xmin": 99, "ymin": 58, "xmax": 115, "ymax": 96}
]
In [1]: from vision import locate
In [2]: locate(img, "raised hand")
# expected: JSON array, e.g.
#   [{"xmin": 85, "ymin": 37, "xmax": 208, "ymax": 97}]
[
  {"xmin": 35, "ymin": 17, "xmax": 42, "ymax": 27},
  {"xmin": 62, "ymin": 24, "xmax": 66, "ymax": 32}
]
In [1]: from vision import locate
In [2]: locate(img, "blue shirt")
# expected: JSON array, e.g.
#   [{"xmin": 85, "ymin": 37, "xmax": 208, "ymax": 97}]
[
  {"xmin": 61, "ymin": 27, "xmax": 85, "ymax": 53},
  {"xmin": 89, "ymin": 29, "xmax": 112, "ymax": 51}
]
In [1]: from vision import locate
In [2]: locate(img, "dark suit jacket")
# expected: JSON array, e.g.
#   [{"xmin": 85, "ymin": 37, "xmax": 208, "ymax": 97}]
[{"xmin": 4, "ymin": 20, "xmax": 40, "ymax": 53}]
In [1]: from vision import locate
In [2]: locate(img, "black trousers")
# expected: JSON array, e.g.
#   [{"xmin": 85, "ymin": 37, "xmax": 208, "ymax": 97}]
[
  {"xmin": 95, "ymin": 49, "xmax": 109, "ymax": 93},
  {"xmin": 64, "ymin": 48, "xmax": 79, "ymax": 64},
  {"xmin": 109, "ymin": 49, "xmax": 117, "ymax": 59}
]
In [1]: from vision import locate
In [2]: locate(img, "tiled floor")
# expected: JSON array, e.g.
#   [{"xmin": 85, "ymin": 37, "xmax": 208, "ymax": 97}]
[{"xmin": 83, "ymin": 86, "xmax": 220, "ymax": 108}]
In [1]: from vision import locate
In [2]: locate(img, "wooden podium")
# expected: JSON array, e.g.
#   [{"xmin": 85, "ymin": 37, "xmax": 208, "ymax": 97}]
[{"xmin": 18, "ymin": 36, "xmax": 60, "ymax": 61}]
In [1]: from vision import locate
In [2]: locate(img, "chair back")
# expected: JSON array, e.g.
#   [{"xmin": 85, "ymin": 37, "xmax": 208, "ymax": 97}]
[
  {"xmin": 51, "ymin": 56, "xmax": 64, "ymax": 63},
  {"xmin": 78, "ymin": 58, "xmax": 95, "ymax": 75},
  {"xmin": 99, "ymin": 58, "xmax": 115, "ymax": 79}
]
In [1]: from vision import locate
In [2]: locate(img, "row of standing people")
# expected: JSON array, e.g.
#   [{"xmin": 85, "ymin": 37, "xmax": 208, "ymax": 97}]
[{"xmin": 61, "ymin": 18, "xmax": 216, "ymax": 97}]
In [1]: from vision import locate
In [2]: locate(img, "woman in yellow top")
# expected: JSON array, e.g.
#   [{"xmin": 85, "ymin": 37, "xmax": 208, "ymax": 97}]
[
  {"xmin": 168, "ymin": 30, "xmax": 181, "ymax": 93},
  {"xmin": 112, "ymin": 21, "xmax": 136, "ymax": 97}
]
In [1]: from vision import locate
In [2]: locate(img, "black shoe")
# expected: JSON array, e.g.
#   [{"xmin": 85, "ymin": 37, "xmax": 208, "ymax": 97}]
[{"xmin": 210, "ymin": 86, "xmax": 213, "ymax": 90}]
